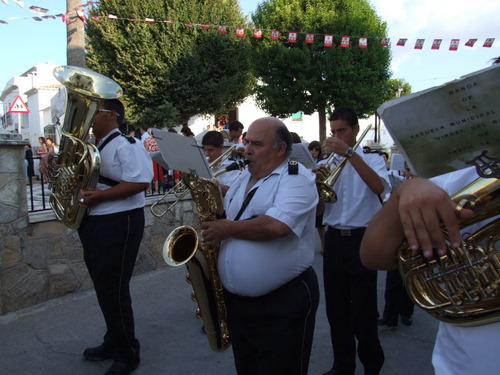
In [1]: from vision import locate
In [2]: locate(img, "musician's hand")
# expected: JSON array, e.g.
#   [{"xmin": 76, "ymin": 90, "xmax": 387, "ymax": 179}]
[
  {"xmin": 201, "ymin": 220, "xmax": 228, "ymax": 245},
  {"xmin": 78, "ymin": 189, "xmax": 100, "ymax": 208},
  {"xmin": 395, "ymin": 177, "xmax": 473, "ymax": 258},
  {"xmin": 322, "ymin": 137, "xmax": 350, "ymax": 156}
]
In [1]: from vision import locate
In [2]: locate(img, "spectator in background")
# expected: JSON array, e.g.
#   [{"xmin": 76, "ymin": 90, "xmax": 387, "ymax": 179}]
[
  {"xmin": 24, "ymin": 144, "xmax": 35, "ymax": 185},
  {"xmin": 290, "ymin": 132, "xmax": 302, "ymax": 144},
  {"xmin": 308, "ymin": 141, "xmax": 322, "ymax": 163},
  {"xmin": 143, "ymin": 131, "xmax": 166, "ymax": 195},
  {"xmin": 180, "ymin": 126, "xmax": 195, "ymax": 137},
  {"xmin": 222, "ymin": 121, "xmax": 245, "ymax": 160},
  {"xmin": 46, "ymin": 138, "xmax": 59, "ymax": 155},
  {"xmin": 139, "ymin": 125, "xmax": 151, "ymax": 142},
  {"xmin": 308, "ymin": 140, "xmax": 326, "ymax": 253},
  {"xmin": 37, "ymin": 136, "xmax": 48, "ymax": 158}
]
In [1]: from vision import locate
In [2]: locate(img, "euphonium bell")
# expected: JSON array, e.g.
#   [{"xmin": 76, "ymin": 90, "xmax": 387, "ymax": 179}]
[{"xmin": 398, "ymin": 176, "xmax": 500, "ymax": 326}]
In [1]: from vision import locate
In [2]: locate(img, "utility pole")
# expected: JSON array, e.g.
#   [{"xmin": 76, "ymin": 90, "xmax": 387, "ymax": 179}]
[{"xmin": 66, "ymin": 0, "xmax": 86, "ymax": 67}]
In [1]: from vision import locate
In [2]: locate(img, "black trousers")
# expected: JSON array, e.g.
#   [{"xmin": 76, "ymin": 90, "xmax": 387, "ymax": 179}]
[
  {"xmin": 323, "ymin": 227, "xmax": 384, "ymax": 374},
  {"xmin": 381, "ymin": 269, "xmax": 415, "ymax": 325},
  {"xmin": 225, "ymin": 267, "xmax": 319, "ymax": 375},
  {"xmin": 78, "ymin": 208, "xmax": 144, "ymax": 362}
]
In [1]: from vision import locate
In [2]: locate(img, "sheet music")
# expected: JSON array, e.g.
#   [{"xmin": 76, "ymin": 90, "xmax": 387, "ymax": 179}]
[
  {"xmin": 378, "ymin": 64, "xmax": 500, "ymax": 178},
  {"xmin": 290, "ymin": 143, "xmax": 318, "ymax": 169},
  {"xmin": 152, "ymin": 129, "xmax": 212, "ymax": 179}
]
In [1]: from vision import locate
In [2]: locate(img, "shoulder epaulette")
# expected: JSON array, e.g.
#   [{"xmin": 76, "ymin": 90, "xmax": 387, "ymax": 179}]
[
  {"xmin": 121, "ymin": 134, "xmax": 136, "ymax": 144},
  {"xmin": 288, "ymin": 160, "xmax": 299, "ymax": 175}
]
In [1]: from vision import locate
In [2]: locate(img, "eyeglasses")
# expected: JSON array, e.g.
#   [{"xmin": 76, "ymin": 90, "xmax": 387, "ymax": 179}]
[
  {"xmin": 97, "ymin": 109, "xmax": 120, "ymax": 116},
  {"xmin": 330, "ymin": 128, "xmax": 350, "ymax": 137}
]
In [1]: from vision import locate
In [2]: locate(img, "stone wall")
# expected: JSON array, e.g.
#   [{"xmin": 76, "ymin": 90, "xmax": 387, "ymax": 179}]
[{"xmin": 0, "ymin": 135, "xmax": 197, "ymax": 315}]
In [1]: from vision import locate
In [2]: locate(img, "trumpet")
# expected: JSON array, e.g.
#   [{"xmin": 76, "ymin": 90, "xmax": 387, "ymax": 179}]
[
  {"xmin": 316, "ymin": 125, "xmax": 372, "ymax": 203},
  {"xmin": 150, "ymin": 145, "xmax": 237, "ymax": 217}
]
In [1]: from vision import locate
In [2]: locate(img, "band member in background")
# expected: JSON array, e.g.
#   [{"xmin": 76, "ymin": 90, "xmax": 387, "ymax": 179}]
[
  {"xmin": 201, "ymin": 117, "xmax": 320, "ymax": 375},
  {"xmin": 201, "ymin": 130, "xmax": 243, "ymax": 195},
  {"xmin": 78, "ymin": 99, "xmax": 153, "ymax": 375},
  {"xmin": 360, "ymin": 166, "xmax": 500, "ymax": 375},
  {"xmin": 320, "ymin": 107, "xmax": 389, "ymax": 375}
]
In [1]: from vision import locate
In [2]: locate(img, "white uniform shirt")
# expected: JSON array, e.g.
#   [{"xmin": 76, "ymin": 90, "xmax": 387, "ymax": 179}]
[
  {"xmin": 430, "ymin": 166, "xmax": 500, "ymax": 375},
  {"xmin": 89, "ymin": 130, "xmax": 154, "ymax": 216},
  {"xmin": 218, "ymin": 161, "xmax": 318, "ymax": 297},
  {"xmin": 322, "ymin": 150, "xmax": 390, "ymax": 228},
  {"xmin": 213, "ymin": 158, "xmax": 243, "ymax": 190}
]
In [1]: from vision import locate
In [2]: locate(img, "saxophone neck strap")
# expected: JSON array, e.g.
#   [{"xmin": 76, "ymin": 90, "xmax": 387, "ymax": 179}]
[{"xmin": 234, "ymin": 187, "xmax": 258, "ymax": 221}]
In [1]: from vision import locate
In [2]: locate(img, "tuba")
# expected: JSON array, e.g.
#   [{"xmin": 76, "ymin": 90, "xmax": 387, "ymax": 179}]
[
  {"xmin": 316, "ymin": 124, "xmax": 372, "ymax": 203},
  {"xmin": 398, "ymin": 176, "xmax": 500, "ymax": 326},
  {"xmin": 163, "ymin": 159, "xmax": 248, "ymax": 352},
  {"xmin": 50, "ymin": 66, "xmax": 123, "ymax": 229}
]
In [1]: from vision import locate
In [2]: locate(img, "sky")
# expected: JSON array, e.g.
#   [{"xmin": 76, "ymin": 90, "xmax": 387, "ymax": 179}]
[{"xmin": 1, "ymin": 0, "xmax": 499, "ymax": 103}]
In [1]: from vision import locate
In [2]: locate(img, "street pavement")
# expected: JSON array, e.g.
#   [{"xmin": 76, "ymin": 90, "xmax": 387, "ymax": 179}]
[{"xmin": 0, "ymin": 235, "xmax": 438, "ymax": 375}]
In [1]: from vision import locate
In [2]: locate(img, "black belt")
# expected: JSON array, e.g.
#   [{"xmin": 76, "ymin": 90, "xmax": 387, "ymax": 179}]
[
  {"xmin": 329, "ymin": 227, "xmax": 366, "ymax": 237},
  {"xmin": 225, "ymin": 266, "xmax": 314, "ymax": 301}
]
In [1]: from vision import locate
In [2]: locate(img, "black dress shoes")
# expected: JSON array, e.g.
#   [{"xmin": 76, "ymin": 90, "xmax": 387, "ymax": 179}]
[
  {"xmin": 104, "ymin": 359, "xmax": 140, "ymax": 375},
  {"xmin": 83, "ymin": 344, "xmax": 113, "ymax": 361}
]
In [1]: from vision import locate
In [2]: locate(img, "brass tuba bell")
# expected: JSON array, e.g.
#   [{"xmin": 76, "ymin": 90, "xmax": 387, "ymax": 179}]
[{"xmin": 50, "ymin": 66, "xmax": 123, "ymax": 229}]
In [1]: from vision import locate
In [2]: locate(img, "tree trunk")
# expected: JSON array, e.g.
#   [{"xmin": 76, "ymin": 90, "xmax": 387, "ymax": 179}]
[
  {"xmin": 318, "ymin": 105, "xmax": 327, "ymax": 142},
  {"xmin": 66, "ymin": 0, "xmax": 86, "ymax": 67}
]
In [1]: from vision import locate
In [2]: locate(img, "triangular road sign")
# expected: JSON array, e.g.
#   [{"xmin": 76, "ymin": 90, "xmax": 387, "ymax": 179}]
[{"xmin": 8, "ymin": 95, "xmax": 30, "ymax": 113}]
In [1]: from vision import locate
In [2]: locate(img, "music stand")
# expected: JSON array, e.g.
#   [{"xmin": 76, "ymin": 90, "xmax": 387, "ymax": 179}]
[{"xmin": 152, "ymin": 130, "xmax": 212, "ymax": 180}]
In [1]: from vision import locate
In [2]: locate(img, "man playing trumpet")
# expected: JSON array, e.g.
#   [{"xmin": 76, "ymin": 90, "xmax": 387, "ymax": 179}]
[{"xmin": 319, "ymin": 107, "xmax": 389, "ymax": 375}]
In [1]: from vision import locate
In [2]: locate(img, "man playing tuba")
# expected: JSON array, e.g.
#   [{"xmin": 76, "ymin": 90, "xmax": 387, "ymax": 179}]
[{"xmin": 78, "ymin": 99, "xmax": 153, "ymax": 375}]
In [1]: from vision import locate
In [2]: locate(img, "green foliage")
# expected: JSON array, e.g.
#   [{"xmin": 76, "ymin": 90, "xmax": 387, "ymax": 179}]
[
  {"xmin": 85, "ymin": 0, "xmax": 253, "ymax": 127},
  {"xmin": 251, "ymin": 0, "xmax": 391, "ymax": 140},
  {"xmin": 382, "ymin": 78, "xmax": 412, "ymax": 101}
]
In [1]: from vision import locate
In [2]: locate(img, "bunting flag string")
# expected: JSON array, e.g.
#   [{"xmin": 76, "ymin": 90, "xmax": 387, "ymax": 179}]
[{"xmin": 0, "ymin": 0, "xmax": 496, "ymax": 51}]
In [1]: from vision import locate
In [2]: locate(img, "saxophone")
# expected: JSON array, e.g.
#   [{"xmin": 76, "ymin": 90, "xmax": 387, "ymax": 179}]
[
  {"xmin": 50, "ymin": 66, "xmax": 123, "ymax": 229},
  {"xmin": 398, "ymin": 176, "xmax": 500, "ymax": 326},
  {"xmin": 163, "ymin": 160, "xmax": 248, "ymax": 352}
]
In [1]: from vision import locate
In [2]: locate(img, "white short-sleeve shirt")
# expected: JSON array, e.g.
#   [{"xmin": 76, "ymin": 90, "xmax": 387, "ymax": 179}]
[
  {"xmin": 89, "ymin": 129, "xmax": 154, "ymax": 216},
  {"xmin": 218, "ymin": 161, "xmax": 318, "ymax": 297},
  {"xmin": 430, "ymin": 166, "xmax": 500, "ymax": 375},
  {"xmin": 322, "ymin": 150, "xmax": 390, "ymax": 228}
]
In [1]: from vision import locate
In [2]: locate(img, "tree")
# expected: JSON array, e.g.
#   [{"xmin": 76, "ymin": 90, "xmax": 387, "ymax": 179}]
[
  {"xmin": 85, "ymin": 0, "xmax": 254, "ymax": 127},
  {"xmin": 66, "ymin": 0, "xmax": 86, "ymax": 67},
  {"xmin": 383, "ymin": 78, "xmax": 412, "ymax": 101},
  {"xmin": 251, "ymin": 0, "xmax": 391, "ymax": 141}
]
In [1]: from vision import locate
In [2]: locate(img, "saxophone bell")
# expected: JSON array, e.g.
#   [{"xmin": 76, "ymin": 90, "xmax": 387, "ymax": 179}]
[{"xmin": 163, "ymin": 225, "xmax": 198, "ymax": 266}]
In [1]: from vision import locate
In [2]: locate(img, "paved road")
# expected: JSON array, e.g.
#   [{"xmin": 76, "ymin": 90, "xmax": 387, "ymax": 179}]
[{"xmin": 0, "ymin": 237, "xmax": 438, "ymax": 375}]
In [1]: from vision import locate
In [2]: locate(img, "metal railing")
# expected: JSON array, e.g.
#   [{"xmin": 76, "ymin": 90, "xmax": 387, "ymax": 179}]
[{"xmin": 26, "ymin": 158, "xmax": 173, "ymax": 213}]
